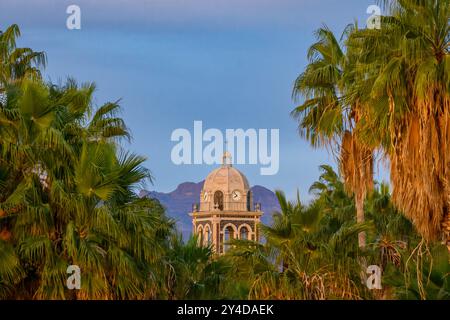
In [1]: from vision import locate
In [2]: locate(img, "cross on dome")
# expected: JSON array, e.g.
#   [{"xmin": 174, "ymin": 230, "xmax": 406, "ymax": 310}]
[{"xmin": 222, "ymin": 151, "xmax": 232, "ymax": 166}]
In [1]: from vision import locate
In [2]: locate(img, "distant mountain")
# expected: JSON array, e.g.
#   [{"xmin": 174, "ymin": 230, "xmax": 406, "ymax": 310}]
[{"xmin": 139, "ymin": 181, "xmax": 279, "ymax": 239}]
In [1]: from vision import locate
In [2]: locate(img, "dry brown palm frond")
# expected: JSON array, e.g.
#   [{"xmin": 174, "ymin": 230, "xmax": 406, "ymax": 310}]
[
  {"xmin": 377, "ymin": 236, "xmax": 404, "ymax": 268},
  {"xmin": 324, "ymin": 270, "xmax": 362, "ymax": 300},
  {"xmin": 404, "ymin": 238, "xmax": 432, "ymax": 300},
  {"xmin": 390, "ymin": 93, "xmax": 450, "ymax": 243},
  {"xmin": 296, "ymin": 270, "xmax": 327, "ymax": 300}
]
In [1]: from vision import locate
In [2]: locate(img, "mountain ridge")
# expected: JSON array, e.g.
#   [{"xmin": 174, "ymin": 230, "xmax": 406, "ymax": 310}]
[{"xmin": 139, "ymin": 181, "xmax": 279, "ymax": 239}]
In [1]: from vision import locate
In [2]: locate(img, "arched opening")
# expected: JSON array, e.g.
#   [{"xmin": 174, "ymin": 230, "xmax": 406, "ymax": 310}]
[
  {"xmin": 223, "ymin": 225, "xmax": 235, "ymax": 253},
  {"xmin": 214, "ymin": 191, "xmax": 224, "ymax": 211},
  {"xmin": 197, "ymin": 226, "xmax": 203, "ymax": 246},
  {"xmin": 204, "ymin": 225, "xmax": 211, "ymax": 246},
  {"xmin": 240, "ymin": 226, "xmax": 249, "ymax": 240}
]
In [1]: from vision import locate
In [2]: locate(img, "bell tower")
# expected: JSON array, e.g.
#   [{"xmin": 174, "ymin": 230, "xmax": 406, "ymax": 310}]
[{"xmin": 189, "ymin": 152, "xmax": 263, "ymax": 254}]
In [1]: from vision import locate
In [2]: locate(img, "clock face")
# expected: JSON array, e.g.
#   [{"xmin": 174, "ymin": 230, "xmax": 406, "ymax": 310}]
[
  {"xmin": 203, "ymin": 192, "xmax": 208, "ymax": 201},
  {"xmin": 232, "ymin": 190, "xmax": 241, "ymax": 201}
]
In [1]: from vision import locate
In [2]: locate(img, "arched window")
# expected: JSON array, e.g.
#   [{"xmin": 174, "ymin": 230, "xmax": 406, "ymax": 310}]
[
  {"xmin": 197, "ymin": 226, "xmax": 203, "ymax": 245},
  {"xmin": 204, "ymin": 225, "xmax": 211, "ymax": 245},
  {"xmin": 214, "ymin": 191, "xmax": 224, "ymax": 211},
  {"xmin": 223, "ymin": 226, "xmax": 234, "ymax": 253},
  {"xmin": 240, "ymin": 226, "xmax": 249, "ymax": 240}
]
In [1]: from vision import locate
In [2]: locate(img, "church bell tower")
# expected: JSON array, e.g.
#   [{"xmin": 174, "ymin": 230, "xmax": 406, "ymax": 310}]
[{"xmin": 189, "ymin": 152, "xmax": 263, "ymax": 254}]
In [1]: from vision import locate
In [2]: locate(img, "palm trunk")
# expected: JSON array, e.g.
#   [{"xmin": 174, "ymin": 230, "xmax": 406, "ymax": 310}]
[
  {"xmin": 356, "ymin": 193, "xmax": 366, "ymax": 249},
  {"xmin": 341, "ymin": 129, "xmax": 371, "ymax": 249}
]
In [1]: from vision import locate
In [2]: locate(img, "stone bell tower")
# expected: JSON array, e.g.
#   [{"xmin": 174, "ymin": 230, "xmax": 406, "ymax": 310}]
[{"xmin": 189, "ymin": 152, "xmax": 263, "ymax": 254}]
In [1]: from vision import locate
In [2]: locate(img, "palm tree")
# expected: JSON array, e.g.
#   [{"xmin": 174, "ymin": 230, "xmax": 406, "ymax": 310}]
[
  {"xmin": 348, "ymin": 0, "xmax": 450, "ymax": 246},
  {"xmin": 166, "ymin": 235, "xmax": 220, "ymax": 300},
  {"xmin": 262, "ymin": 190, "xmax": 302, "ymax": 272},
  {"xmin": 225, "ymin": 240, "xmax": 285, "ymax": 299},
  {"xmin": 261, "ymin": 190, "xmax": 322, "ymax": 272},
  {"xmin": 0, "ymin": 78, "xmax": 173, "ymax": 299},
  {"xmin": 226, "ymin": 169, "xmax": 374, "ymax": 300},
  {"xmin": 222, "ymin": 165, "xmax": 444, "ymax": 300},
  {"xmin": 0, "ymin": 24, "xmax": 46, "ymax": 88},
  {"xmin": 309, "ymin": 165, "xmax": 356, "ymax": 228},
  {"xmin": 292, "ymin": 26, "xmax": 373, "ymax": 249}
]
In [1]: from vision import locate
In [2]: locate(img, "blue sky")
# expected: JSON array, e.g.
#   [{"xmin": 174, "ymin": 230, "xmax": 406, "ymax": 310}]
[{"xmin": 0, "ymin": 0, "xmax": 388, "ymax": 200}]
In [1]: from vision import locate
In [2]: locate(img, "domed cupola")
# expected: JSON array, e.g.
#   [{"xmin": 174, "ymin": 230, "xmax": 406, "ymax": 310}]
[
  {"xmin": 189, "ymin": 152, "xmax": 263, "ymax": 255},
  {"xmin": 200, "ymin": 152, "xmax": 252, "ymax": 212}
]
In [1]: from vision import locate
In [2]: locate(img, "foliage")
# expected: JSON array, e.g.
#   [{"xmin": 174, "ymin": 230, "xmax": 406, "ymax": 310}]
[
  {"xmin": 1, "ymin": 1, "xmax": 449, "ymax": 300},
  {"xmin": 0, "ymin": 24, "xmax": 174, "ymax": 299},
  {"xmin": 222, "ymin": 166, "xmax": 448, "ymax": 300}
]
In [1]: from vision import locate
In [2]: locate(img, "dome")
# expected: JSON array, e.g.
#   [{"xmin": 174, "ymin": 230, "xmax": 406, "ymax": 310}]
[
  {"xmin": 203, "ymin": 165, "xmax": 250, "ymax": 194},
  {"xmin": 198, "ymin": 152, "xmax": 253, "ymax": 212}
]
